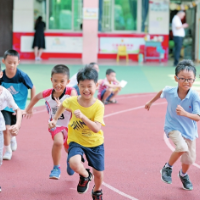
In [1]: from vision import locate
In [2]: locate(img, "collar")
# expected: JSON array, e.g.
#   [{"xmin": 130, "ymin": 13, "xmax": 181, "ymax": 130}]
[
  {"xmin": 174, "ymin": 86, "xmax": 191, "ymax": 99},
  {"xmin": 51, "ymin": 87, "xmax": 66, "ymax": 100}
]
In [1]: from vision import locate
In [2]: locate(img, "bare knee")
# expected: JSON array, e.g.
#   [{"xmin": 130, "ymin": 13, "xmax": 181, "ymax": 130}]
[
  {"xmin": 53, "ymin": 140, "xmax": 63, "ymax": 148},
  {"xmin": 69, "ymin": 156, "xmax": 82, "ymax": 171},
  {"xmin": 93, "ymin": 170, "xmax": 103, "ymax": 179}
]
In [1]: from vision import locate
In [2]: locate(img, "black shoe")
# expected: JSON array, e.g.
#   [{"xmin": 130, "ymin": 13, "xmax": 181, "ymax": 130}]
[
  {"xmin": 160, "ymin": 164, "xmax": 172, "ymax": 184},
  {"xmin": 77, "ymin": 169, "xmax": 93, "ymax": 194},
  {"xmin": 178, "ymin": 171, "xmax": 193, "ymax": 191},
  {"xmin": 92, "ymin": 187, "xmax": 103, "ymax": 200},
  {"xmin": 0, "ymin": 186, "xmax": 1, "ymax": 192}
]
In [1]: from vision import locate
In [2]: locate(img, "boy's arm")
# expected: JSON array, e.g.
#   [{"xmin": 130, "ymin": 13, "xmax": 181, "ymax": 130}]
[
  {"xmin": 9, "ymin": 108, "xmax": 22, "ymax": 136},
  {"xmin": 145, "ymin": 90, "xmax": 163, "ymax": 111},
  {"xmin": 74, "ymin": 110, "xmax": 101, "ymax": 133},
  {"xmin": 31, "ymin": 86, "xmax": 36, "ymax": 100},
  {"xmin": 104, "ymin": 82, "xmax": 121, "ymax": 89},
  {"xmin": 176, "ymin": 105, "xmax": 200, "ymax": 121},
  {"xmin": 25, "ymin": 92, "xmax": 43, "ymax": 118},
  {"xmin": 49, "ymin": 105, "xmax": 68, "ymax": 128}
]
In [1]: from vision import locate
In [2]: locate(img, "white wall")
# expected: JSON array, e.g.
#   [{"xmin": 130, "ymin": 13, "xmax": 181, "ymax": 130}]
[{"xmin": 13, "ymin": 0, "xmax": 34, "ymax": 32}]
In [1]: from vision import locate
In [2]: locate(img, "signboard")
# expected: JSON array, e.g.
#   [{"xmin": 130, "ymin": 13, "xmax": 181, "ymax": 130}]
[
  {"xmin": 83, "ymin": 8, "xmax": 98, "ymax": 20},
  {"xmin": 149, "ymin": 0, "xmax": 169, "ymax": 34},
  {"xmin": 99, "ymin": 37, "xmax": 145, "ymax": 54},
  {"xmin": 21, "ymin": 36, "xmax": 83, "ymax": 53}
]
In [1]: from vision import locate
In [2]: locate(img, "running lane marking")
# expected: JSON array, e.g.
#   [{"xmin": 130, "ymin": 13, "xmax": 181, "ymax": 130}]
[{"xmin": 33, "ymin": 99, "xmax": 165, "ymax": 200}]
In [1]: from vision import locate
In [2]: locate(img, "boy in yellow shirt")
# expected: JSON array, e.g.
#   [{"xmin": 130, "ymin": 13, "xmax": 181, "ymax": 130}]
[{"xmin": 49, "ymin": 66, "xmax": 105, "ymax": 200}]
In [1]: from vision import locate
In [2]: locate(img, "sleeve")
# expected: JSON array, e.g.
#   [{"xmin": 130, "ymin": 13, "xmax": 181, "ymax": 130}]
[
  {"xmin": 62, "ymin": 97, "xmax": 71, "ymax": 109},
  {"xmin": 192, "ymin": 93, "xmax": 200, "ymax": 115},
  {"xmin": 94, "ymin": 102, "xmax": 105, "ymax": 126},
  {"xmin": 160, "ymin": 86, "xmax": 173, "ymax": 99},
  {"xmin": 5, "ymin": 89, "xmax": 18, "ymax": 110},
  {"xmin": 22, "ymin": 74, "xmax": 33, "ymax": 89},
  {"xmin": 42, "ymin": 89, "xmax": 53, "ymax": 98}
]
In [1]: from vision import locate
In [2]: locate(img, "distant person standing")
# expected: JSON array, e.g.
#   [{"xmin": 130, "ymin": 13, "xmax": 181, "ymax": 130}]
[
  {"xmin": 172, "ymin": 11, "xmax": 188, "ymax": 66},
  {"xmin": 32, "ymin": 16, "xmax": 46, "ymax": 61}
]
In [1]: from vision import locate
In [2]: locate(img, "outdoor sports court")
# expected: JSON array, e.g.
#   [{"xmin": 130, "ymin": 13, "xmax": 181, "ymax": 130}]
[{"xmin": 1, "ymin": 63, "xmax": 200, "ymax": 200}]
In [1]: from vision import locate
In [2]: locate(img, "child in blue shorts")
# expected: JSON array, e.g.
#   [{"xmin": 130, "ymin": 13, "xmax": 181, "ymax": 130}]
[
  {"xmin": 145, "ymin": 60, "xmax": 200, "ymax": 191},
  {"xmin": 0, "ymin": 50, "xmax": 36, "ymax": 160},
  {"xmin": 49, "ymin": 66, "xmax": 105, "ymax": 200}
]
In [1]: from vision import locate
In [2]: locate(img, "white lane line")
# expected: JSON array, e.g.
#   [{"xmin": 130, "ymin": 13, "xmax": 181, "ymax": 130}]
[
  {"xmin": 163, "ymin": 134, "xmax": 200, "ymax": 169},
  {"xmin": 102, "ymin": 182, "xmax": 138, "ymax": 200}
]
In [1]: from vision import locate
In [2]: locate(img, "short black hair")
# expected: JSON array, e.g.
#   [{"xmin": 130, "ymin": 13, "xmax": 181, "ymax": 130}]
[
  {"xmin": 77, "ymin": 66, "xmax": 98, "ymax": 84},
  {"xmin": 175, "ymin": 60, "xmax": 196, "ymax": 77},
  {"xmin": 106, "ymin": 69, "xmax": 115, "ymax": 75},
  {"xmin": 51, "ymin": 64, "xmax": 70, "ymax": 78},
  {"xmin": 4, "ymin": 49, "xmax": 20, "ymax": 60}
]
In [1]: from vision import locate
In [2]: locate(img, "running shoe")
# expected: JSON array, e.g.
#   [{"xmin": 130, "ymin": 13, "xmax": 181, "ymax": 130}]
[
  {"xmin": 11, "ymin": 137, "xmax": 17, "ymax": 151},
  {"xmin": 160, "ymin": 164, "xmax": 172, "ymax": 184},
  {"xmin": 178, "ymin": 171, "xmax": 193, "ymax": 190},
  {"xmin": 92, "ymin": 187, "xmax": 103, "ymax": 200},
  {"xmin": 3, "ymin": 151, "xmax": 12, "ymax": 160},
  {"xmin": 0, "ymin": 186, "xmax": 1, "ymax": 192},
  {"xmin": 49, "ymin": 166, "xmax": 61, "ymax": 180},
  {"xmin": 77, "ymin": 169, "xmax": 93, "ymax": 194},
  {"xmin": 66, "ymin": 161, "xmax": 74, "ymax": 176}
]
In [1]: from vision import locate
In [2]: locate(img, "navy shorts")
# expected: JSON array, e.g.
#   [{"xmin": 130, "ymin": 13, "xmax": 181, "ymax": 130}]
[
  {"xmin": 67, "ymin": 142, "xmax": 105, "ymax": 171},
  {"xmin": 101, "ymin": 89, "xmax": 114, "ymax": 101},
  {"xmin": 73, "ymin": 85, "xmax": 80, "ymax": 95},
  {"xmin": 1, "ymin": 110, "xmax": 16, "ymax": 125}
]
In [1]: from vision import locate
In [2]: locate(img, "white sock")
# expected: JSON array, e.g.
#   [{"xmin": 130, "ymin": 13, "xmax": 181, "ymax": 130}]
[
  {"xmin": 180, "ymin": 170, "xmax": 187, "ymax": 177},
  {"xmin": 165, "ymin": 163, "xmax": 173, "ymax": 168},
  {"xmin": 4, "ymin": 145, "xmax": 12, "ymax": 153}
]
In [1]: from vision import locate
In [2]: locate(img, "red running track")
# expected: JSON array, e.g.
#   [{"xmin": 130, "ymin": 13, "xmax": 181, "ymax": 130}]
[{"xmin": 1, "ymin": 93, "xmax": 200, "ymax": 200}]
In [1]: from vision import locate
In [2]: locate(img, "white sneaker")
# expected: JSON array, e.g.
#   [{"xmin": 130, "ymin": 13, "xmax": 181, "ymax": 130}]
[
  {"xmin": 3, "ymin": 151, "xmax": 12, "ymax": 160},
  {"xmin": 11, "ymin": 137, "xmax": 17, "ymax": 151}
]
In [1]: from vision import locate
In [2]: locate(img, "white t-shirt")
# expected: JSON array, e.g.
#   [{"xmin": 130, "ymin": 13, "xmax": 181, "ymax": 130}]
[
  {"xmin": 68, "ymin": 73, "xmax": 78, "ymax": 87},
  {"xmin": 0, "ymin": 87, "xmax": 18, "ymax": 131},
  {"xmin": 172, "ymin": 15, "xmax": 185, "ymax": 37}
]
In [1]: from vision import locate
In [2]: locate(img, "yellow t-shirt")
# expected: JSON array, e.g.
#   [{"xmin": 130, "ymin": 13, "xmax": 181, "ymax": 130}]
[{"xmin": 62, "ymin": 96, "xmax": 105, "ymax": 147}]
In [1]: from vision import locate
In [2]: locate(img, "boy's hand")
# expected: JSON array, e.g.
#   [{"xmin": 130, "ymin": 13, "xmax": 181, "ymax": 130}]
[
  {"xmin": 24, "ymin": 109, "xmax": 33, "ymax": 119},
  {"xmin": 176, "ymin": 105, "xmax": 186, "ymax": 116},
  {"xmin": 145, "ymin": 101, "xmax": 152, "ymax": 111},
  {"xmin": 48, "ymin": 119, "xmax": 57, "ymax": 129},
  {"xmin": 74, "ymin": 109, "xmax": 85, "ymax": 120},
  {"xmin": 9, "ymin": 125, "xmax": 20, "ymax": 136},
  {"xmin": 55, "ymin": 97, "xmax": 61, "ymax": 107}
]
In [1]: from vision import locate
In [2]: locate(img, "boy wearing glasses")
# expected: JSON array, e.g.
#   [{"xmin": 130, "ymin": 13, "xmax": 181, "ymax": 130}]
[{"xmin": 145, "ymin": 60, "xmax": 200, "ymax": 191}]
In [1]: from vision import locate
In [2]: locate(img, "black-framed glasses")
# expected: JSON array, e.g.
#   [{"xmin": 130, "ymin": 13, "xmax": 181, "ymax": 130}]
[{"xmin": 176, "ymin": 76, "xmax": 195, "ymax": 83}]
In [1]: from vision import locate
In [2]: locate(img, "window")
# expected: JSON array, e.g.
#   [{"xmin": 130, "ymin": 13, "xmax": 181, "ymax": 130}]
[
  {"xmin": 99, "ymin": 0, "xmax": 149, "ymax": 32},
  {"xmin": 34, "ymin": 0, "xmax": 46, "ymax": 24},
  {"xmin": 48, "ymin": 0, "xmax": 82, "ymax": 31}
]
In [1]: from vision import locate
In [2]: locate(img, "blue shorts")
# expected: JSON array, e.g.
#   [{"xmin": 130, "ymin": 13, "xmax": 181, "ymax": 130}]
[
  {"xmin": 67, "ymin": 142, "xmax": 104, "ymax": 171},
  {"xmin": 73, "ymin": 85, "xmax": 80, "ymax": 95},
  {"xmin": 101, "ymin": 89, "xmax": 114, "ymax": 101}
]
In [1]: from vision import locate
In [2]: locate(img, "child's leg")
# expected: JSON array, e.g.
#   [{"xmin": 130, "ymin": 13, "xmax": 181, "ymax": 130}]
[
  {"xmin": 34, "ymin": 47, "xmax": 39, "ymax": 58},
  {"xmin": 3, "ymin": 126, "xmax": 11, "ymax": 147},
  {"xmin": 69, "ymin": 155, "xmax": 88, "ymax": 177},
  {"xmin": 108, "ymin": 87, "xmax": 121, "ymax": 102},
  {"xmin": 0, "ymin": 131, "xmax": 3, "ymax": 166},
  {"xmin": 102, "ymin": 88, "xmax": 112, "ymax": 102},
  {"xmin": 168, "ymin": 151, "xmax": 184, "ymax": 166},
  {"xmin": 52, "ymin": 132, "xmax": 63, "ymax": 166},
  {"xmin": 93, "ymin": 169, "xmax": 103, "ymax": 192}
]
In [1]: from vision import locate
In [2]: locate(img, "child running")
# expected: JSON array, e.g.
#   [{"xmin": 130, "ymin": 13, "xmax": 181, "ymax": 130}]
[
  {"xmin": 98, "ymin": 68, "xmax": 121, "ymax": 104},
  {"xmin": 49, "ymin": 66, "xmax": 105, "ymax": 200},
  {"xmin": 68, "ymin": 62, "xmax": 99, "ymax": 95},
  {"xmin": 0, "ymin": 50, "xmax": 35, "ymax": 160},
  {"xmin": 25, "ymin": 64, "xmax": 77, "ymax": 179},
  {"xmin": 0, "ymin": 64, "xmax": 22, "ymax": 192},
  {"xmin": 145, "ymin": 60, "xmax": 200, "ymax": 191}
]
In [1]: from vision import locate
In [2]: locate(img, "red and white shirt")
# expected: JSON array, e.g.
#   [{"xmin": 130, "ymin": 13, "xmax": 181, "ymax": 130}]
[{"xmin": 42, "ymin": 87, "xmax": 73, "ymax": 127}]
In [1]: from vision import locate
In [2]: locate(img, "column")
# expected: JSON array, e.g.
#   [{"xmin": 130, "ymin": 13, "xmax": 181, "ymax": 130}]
[{"xmin": 82, "ymin": 0, "xmax": 99, "ymax": 64}]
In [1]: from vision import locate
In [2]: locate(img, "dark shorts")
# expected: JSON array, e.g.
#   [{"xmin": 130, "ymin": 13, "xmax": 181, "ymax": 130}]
[
  {"xmin": 1, "ymin": 110, "xmax": 16, "ymax": 126},
  {"xmin": 73, "ymin": 85, "xmax": 80, "ymax": 95},
  {"xmin": 67, "ymin": 142, "xmax": 104, "ymax": 171},
  {"xmin": 101, "ymin": 89, "xmax": 114, "ymax": 101}
]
